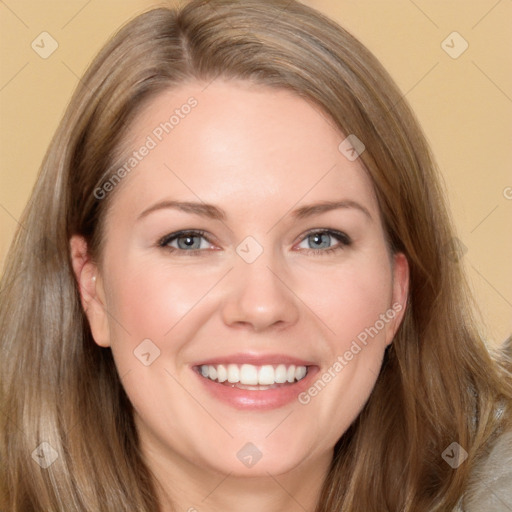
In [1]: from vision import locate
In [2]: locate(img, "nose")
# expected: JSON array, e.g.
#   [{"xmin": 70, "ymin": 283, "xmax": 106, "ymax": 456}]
[{"xmin": 220, "ymin": 251, "xmax": 300, "ymax": 332}]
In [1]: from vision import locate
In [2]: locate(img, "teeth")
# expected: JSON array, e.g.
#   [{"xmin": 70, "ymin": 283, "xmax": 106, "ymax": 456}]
[
  {"xmin": 217, "ymin": 364, "xmax": 228, "ymax": 383},
  {"xmin": 295, "ymin": 366, "xmax": 307, "ymax": 380},
  {"xmin": 199, "ymin": 363, "xmax": 308, "ymax": 386},
  {"xmin": 240, "ymin": 364, "xmax": 258, "ymax": 385},
  {"xmin": 227, "ymin": 364, "xmax": 239, "ymax": 383},
  {"xmin": 258, "ymin": 365, "xmax": 275, "ymax": 385},
  {"xmin": 275, "ymin": 364, "xmax": 287, "ymax": 383}
]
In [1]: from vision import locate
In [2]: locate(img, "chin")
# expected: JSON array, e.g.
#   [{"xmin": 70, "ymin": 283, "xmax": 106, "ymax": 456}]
[{"xmin": 197, "ymin": 434, "xmax": 317, "ymax": 478}]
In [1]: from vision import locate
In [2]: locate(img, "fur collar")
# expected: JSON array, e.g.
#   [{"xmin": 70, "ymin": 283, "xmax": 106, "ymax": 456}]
[{"xmin": 454, "ymin": 431, "xmax": 512, "ymax": 511}]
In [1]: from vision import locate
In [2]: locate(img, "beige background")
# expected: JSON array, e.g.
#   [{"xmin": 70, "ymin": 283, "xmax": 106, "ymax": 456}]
[{"xmin": 0, "ymin": 0, "xmax": 510, "ymax": 345}]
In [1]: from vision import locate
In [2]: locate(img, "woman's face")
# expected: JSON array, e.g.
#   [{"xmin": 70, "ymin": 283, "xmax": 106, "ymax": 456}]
[{"xmin": 72, "ymin": 79, "xmax": 408, "ymax": 478}]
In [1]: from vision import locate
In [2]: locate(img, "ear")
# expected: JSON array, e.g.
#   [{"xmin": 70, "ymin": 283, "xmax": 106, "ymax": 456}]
[
  {"xmin": 385, "ymin": 252, "xmax": 409, "ymax": 345},
  {"xmin": 69, "ymin": 235, "xmax": 111, "ymax": 348}
]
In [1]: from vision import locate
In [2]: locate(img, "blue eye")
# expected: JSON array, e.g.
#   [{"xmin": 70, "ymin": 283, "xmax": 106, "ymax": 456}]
[
  {"xmin": 158, "ymin": 228, "xmax": 351, "ymax": 256},
  {"xmin": 158, "ymin": 230, "xmax": 212, "ymax": 253},
  {"xmin": 297, "ymin": 229, "xmax": 352, "ymax": 254}
]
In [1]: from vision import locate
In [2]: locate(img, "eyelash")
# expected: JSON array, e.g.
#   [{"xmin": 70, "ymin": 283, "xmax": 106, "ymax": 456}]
[{"xmin": 157, "ymin": 229, "xmax": 352, "ymax": 256}]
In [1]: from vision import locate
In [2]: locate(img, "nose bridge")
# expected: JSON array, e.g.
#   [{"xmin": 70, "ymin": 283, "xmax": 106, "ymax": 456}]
[{"xmin": 220, "ymin": 240, "xmax": 299, "ymax": 330}]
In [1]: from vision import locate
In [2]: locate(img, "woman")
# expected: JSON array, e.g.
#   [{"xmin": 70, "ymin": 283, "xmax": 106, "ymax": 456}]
[{"xmin": 1, "ymin": 1, "xmax": 511, "ymax": 510}]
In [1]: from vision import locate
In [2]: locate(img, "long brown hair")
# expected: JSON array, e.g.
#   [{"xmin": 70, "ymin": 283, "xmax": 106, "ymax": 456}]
[{"xmin": 1, "ymin": 1, "xmax": 510, "ymax": 510}]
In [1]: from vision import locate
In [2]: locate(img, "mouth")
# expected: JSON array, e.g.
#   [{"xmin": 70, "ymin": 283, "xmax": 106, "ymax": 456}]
[
  {"xmin": 192, "ymin": 356, "xmax": 318, "ymax": 410},
  {"xmin": 195, "ymin": 363, "xmax": 309, "ymax": 390}
]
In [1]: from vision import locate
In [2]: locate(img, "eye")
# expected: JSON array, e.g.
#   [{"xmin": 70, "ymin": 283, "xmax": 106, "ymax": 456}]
[
  {"xmin": 296, "ymin": 229, "xmax": 352, "ymax": 254},
  {"xmin": 157, "ymin": 228, "xmax": 351, "ymax": 256},
  {"xmin": 158, "ymin": 230, "xmax": 214, "ymax": 254}
]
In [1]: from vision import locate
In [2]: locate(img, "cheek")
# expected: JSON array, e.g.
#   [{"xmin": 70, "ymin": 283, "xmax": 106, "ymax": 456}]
[
  {"xmin": 300, "ymin": 256, "xmax": 394, "ymax": 350},
  {"xmin": 104, "ymin": 258, "xmax": 219, "ymax": 342},
  {"xmin": 294, "ymin": 255, "xmax": 396, "ymax": 443},
  {"xmin": 100, "ymin": 261, "xmax": 211, "ymax": 433}
]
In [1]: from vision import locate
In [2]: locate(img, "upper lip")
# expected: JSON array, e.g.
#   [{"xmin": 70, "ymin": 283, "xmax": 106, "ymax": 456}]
[{"xmin": 193, "ymin": 353, "xmax": 316, "ymax": 367}]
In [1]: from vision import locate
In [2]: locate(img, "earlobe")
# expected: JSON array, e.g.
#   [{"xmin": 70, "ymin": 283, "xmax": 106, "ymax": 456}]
[{"xmin": 69, "ymin": 235, "xmax": 111, "ymax": 348}]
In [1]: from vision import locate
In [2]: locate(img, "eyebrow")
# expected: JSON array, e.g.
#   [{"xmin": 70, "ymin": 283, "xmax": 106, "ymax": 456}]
[{"xmin": 137, "ymin": 199, "xmax": 372, "ymax": 222}]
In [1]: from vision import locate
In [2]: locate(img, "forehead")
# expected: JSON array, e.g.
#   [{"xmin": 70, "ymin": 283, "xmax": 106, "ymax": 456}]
[{"xmin": 109, "ymin": 79, "xmax": 378, "ymax": 220}]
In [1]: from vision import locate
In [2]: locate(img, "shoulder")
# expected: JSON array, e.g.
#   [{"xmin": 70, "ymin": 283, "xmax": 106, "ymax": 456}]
[{"xmin": 456, "ymin": 429, "xmax": 512, "ymax": 511}]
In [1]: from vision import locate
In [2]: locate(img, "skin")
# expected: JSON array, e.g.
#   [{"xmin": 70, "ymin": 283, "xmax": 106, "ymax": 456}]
[{"xmin": 70, "ymin": 79, "xmax": 409, "ymax": 512}]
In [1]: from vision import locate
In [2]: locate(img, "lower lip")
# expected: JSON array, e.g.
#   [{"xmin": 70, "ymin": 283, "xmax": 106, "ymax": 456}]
[{"xmin": 193, "ymin": 366, "xmax": 319, "ymax": 410}]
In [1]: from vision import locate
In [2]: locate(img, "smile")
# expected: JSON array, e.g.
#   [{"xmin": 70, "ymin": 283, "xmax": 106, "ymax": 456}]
[
  {"xmin": 193, "ymin": 354, "xmax": 318, "ymax": 409},
  {"xmin": 198, "ymin": 363, "xmax": 308, "ymax": 388}
]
